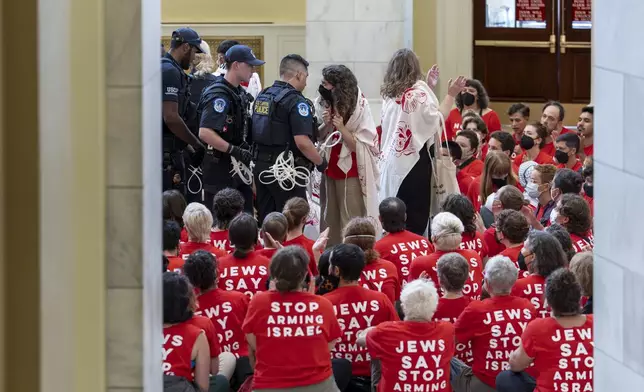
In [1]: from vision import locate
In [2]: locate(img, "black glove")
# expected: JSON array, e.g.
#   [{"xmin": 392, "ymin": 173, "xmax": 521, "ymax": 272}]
[
  {"xmin": 227, "ymin": 144, "xmax": 253, "ymax": 166},
  {"xmin": 315, "ymin": 157, "xmax": 328, "ymax": 173},
  {"xmin": 189, "ymin": 146, "xmax": 205, "ymax": 168}
]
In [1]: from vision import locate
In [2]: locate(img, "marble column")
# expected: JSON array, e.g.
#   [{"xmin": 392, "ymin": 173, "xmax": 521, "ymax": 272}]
[
  {"xmin": 594, "ymin": 0, "xmax": 644, "ymax": 389},
  {"xmin": 305, "ymin": 0, "xmax": 413, "ymax": 121}
]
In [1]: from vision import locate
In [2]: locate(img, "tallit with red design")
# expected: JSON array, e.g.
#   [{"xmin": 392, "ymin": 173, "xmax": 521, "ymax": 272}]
[
  {"xmin": 314, "ymin": 89, "xmax": 381, "ymax": 230},
  {"xmin": 379, "ymin": 80, "xmax": 442, "ymax": 201}
]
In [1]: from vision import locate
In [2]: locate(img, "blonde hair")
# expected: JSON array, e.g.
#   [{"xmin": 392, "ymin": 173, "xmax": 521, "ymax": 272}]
[
  {"xmin": 480, "ymin": 151, "xmax": 518, "ymax": 203},
  {"xmin": 183, "ymin": 202, "xmax": 213, "ymax": 243},
  {"xmin": 193, "ymin": 41, "xmax": 216, "ymax": 77},
  {"xmin": 431, "ymin": 212, "xmax": 464, "ymax": 251}
]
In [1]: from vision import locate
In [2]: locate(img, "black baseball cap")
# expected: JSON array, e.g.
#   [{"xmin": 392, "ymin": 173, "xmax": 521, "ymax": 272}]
[
  {"xmin": 225, "ymin": 45, "xmax": 265, "ymax": 66},
  {"xmin": 172, "ymin": 28, "xmax": 203, "ymax": 53}
]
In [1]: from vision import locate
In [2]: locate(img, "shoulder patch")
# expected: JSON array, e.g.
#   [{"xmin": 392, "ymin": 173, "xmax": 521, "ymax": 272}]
[
  {"xmin": 297, "ymin": 102, "xmax": 310, "ymax": 117},
  {"xmin": 214, "ymin": 98, "xmax": 227, "ymax": 113}
]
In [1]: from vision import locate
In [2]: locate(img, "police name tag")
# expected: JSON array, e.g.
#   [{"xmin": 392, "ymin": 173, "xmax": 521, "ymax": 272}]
[
  {"xmin": 214, "ymin": 98, "xmax": 226, "ymax": 113},
  {"xmin": 254, "ymin": 100, "xmax": 270, "ymax": 115},
  {"xmin": 298, "ymin": 102, "xmax": 310, "ymax": 117}
]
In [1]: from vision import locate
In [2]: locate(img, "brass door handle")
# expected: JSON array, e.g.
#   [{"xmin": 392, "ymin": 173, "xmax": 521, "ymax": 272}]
[
  {"xmin": 475, "ymin": 40, "xmax": 551, "ymax": 49},
  {"xmin": 549, "ymin": 34, "xmax": 556, "ymax": 54},
  {"xmin": 560, "ymin": 35, "xmax": 567, "ymax": 54}
]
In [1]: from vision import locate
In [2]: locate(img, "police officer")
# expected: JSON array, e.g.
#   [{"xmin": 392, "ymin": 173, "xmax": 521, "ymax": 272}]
[
  {"xmin": 252, "ymin": 54, "xmax": 328, "ymax": 223},
  {"xmin": 198, "ymin": 45, "xmax": 261, "ymax": 214},
  {"xmin": 162, "ymin": 27, "xmax": 205, "ymax": 193}
]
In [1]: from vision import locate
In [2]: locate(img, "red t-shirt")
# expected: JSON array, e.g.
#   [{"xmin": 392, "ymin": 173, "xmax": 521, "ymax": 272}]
[
  {"xmin": 570, "ymin": 232, "xmax": 594, "ymax": 253},
  {"xmin": 195, "ymin": 288, "xmax": 250, "ymax": 358},
  {"xmin": 457, "ymin": 159, "xmax": 484, "ymax": 195},
  {"xmin": 374, "ymin": 231, "xmax": 434, "ymax": 283},
  {"xmin": 325, "ymin": 133, "xmax": 358, "ymax": 180},
  {"xmin": 409, "ymin": 249, "xmax": 483, "ymax": 300},
  {"xmin": 444, "ymin": 108, "xmax": 502, "ymax": 141},
  {"xmin": 583, "ymin": 194, "xmax": 594, "ymax": 216},
  {"xmin": 242, "ymin": 291, "xmax": 342, "ymax": 389},
  {"xmin": 482, "ymin": 226, "xmax": 505, "ymax": 257},
  {"xmin": 283, "ymin": 235, "xmax": 319, "ymax": 276},
  {"xmin": 180, "ymin": 227, "xmax": 189, "ymax": 244},
  {"xmin": 498, "ymin": 246, "xmax": 530, "ymax": 279},
  {"xmin": 167, "ymin": 255, "xmax": 185, "ymax": 273},
  {"xmin": 466, "ymin": 176, "xmax": 484, "ymax": 211},
  {"xmin": 163, "ymin": 322, "xmax": 202, "ymax": 381},
  {"xmin": 179, "ymin": 241, "xmax": 227, "ymax": 260},
  {"xmin": 256, "ymin": 247, "xmax": 278, "ymax": 259},
  {"xmin": 218, "ymin": 251, "xmax": 270, "ymax": 298},
  {"xmin": 556, "ymin": 160, "xmax": 582, "ymax": 172},
  {"xmin": 187, "ymin": 315, "xmax": 221, "ymax": 359},
  {"xmin": 433, "ymin": 296, "xmax": 474, "ymax": 365},
  {"xmin": 358, "ymin": 258, "xmax": 401, "ymax": 303},
  {"xmin": 210, "ymin": 230, "xmax": 233, "ymax": 252},
  {"xmin": 455, "ymin": 295, "xmax": 538, "ymax": 387},
  {"xmin": 511, "ymin": 274, "xmax": 550, "ymax": 318},
  {"xmin": 583, "ymin": 144, "xmax": 593, "ymax": 157},
  {"xmin": 513, "ymin": 149, "xmax": 554, "ymax": 167},
  {"xmin": 459, "ymin": 231, "xmax": 488, "ymax": 260},
  {"xmin": 323, "ymin": 286, "xmax": 399, "ymax": 376},
  {"xmin": 522, "ymin": 316, "xmax": 594, "ymax": 392},
  {"xmin": 366, "ymin": 321, "xmax": 455, "ymax": 392}
]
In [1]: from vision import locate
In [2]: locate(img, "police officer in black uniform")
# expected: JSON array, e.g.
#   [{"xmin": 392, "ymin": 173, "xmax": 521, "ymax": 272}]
[
  {"xmin": 198, "ymin": 45, "xmax": 261, "ymax": 214},
  {"xmin": 252, "ymin": 54, "xmax": 328, "ymax": 223},
  {"xmin": 162, "ymin": 27, "xmax": 205, "ymax": 193}
]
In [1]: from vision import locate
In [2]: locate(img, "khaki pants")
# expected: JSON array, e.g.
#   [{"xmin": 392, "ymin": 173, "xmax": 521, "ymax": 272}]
[
  {"xmin": 254, "ymin": 376, "xmax": 340, "ymax": 392},
  {"xmin": 321, "ymin": 176, "xmax": 366, "ymax": 246}
]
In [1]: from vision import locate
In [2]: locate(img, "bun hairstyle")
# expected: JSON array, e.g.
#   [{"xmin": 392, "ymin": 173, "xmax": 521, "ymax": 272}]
[
  {"xmin": 342, "ymin": 217, "xmax": 379, "ymax": 263},
  {"xmin": 270, "ymin": 246, "xmax": 310, "ymax": 293},
  {"xmin": 283, "ymin": 197, "xmax": 310, "ymax": 230}
]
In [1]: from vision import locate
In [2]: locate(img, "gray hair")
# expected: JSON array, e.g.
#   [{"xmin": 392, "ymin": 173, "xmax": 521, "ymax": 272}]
[
  {"xmin": 524, "ymin": 231, "xmax": 567, "ymax": 276},
  {"xmin": 484, "ymin": 255, "xmax": 518, "ymax": 295},
  {"xmin": 431, "ymin": 212, "xmax": 464, "ymax": 251},
  {"xmin": 400, "ymin": 279, "xmax": 439, "ymax": 321},
  {"xmin": 436, "ymin": 253, "xmax": 469, "ymax": 292}
]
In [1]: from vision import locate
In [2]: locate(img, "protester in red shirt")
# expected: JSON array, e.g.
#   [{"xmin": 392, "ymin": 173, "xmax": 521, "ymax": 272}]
[
  {"xmin": 183, "ymin": 250, "xmax": 252, "ymax": 387},
  {"xmin": 441, "ymin": 194, "xmax": 488, "ymax": 260},
  {"xmin": 577, "ymin": 105, "xmax": 593, "ymax": 158},
  {"xmin": 444, "ymin": 78, "xmax": 501, "ymax": 141},
  {"xmin": 487, "ymin": 131, "xmax": 518, "ymax": 174},
  {"xmin": 179, "ymin": 203, "xmax": 227, "ymax": 260},
  {"xmin": 410, "ymin": 212, "xmax": 483, "ymax": 299},
  {"xmin": 359, "ymin": 279, "xmax": 455, "ymax": 392},
  {"xmin": 483, "ymin": 186, "xmax": 527, "ymax": 257},
  {"xmin": 507, "ymin": 103, "xmax": 530, "ymax": 153},
  {"xmin": 554, "ymin": 133, "xmax": 582, "ymax": 172},
  {"xmin": 282, "ymin": 197, "xmax": 319, "ymax": 275},
  {"xmin": 524, "ymin": 164, "xmax": 557, "ymax": 230},
  {"xmin": 257, "ymin": 212, "xmax": 288, "ymax": 260},
  {"xmin": 343, "ymin": 217, "xmax": 400, "ymax": 303},
  {"xmin": 468, "ymin": 151, "xmax": 520, "ymax": 213},
  {"xmin": 495, "ymin": 210, "xmax": 530, "ymax": 278},
  {"xmin": 554, "ymin": 194, "xmax": 594, "ymax": 253},
  {"xmin": 569, "ymin": 252, "xmax": 593, "ymax": 315},
  {"xmin": 540, "ymin": 101, "xmax": 572, "ymax": 156},
  {"xmin": 218, "ymin": 213, "xmax": 270, "ymax": 298},
  {"xmin": 497, "ymin": 269, "xmax": 594, "ymax": 392},
  {"xmin": 164, "ymin": 220, "xmax": 184, "ymax": 273},
  {"xmin": 432, "ymin": 253, "xmax": 473, "ymax": 364},
  {"xmin": 162, "ymin": 272, "xmax": 212, "ymax": 392},
  {"xmin": 242, "ymin": 247, "xmax": 343, "ymax": 391},
  {"xmin": 545, "ymin": 223, "xmax": 576, "ymax": 263},
  {"xmin": 324, "ymin": 243, "xmax": 399, "ymax": 388},
  {"xmin": 452, "ymin": 256, "xmax": 537, "ymax": 391},
  {"xmin": 454, "ymin": 129, "xmax": 484, "ymax": 194},
  {"xmin": 375, "ymin": 197, "xmax": 434, "ymax": 283},
  {"xmin": 462, "ymin": 115, "xmax": 490, "ymax": 161},
  {"xmin": 513, "ymin": 122, "xmax": 552, "ymax": 167},
  {"xmin": 164, "ymin": 189, "xmax": 188, "ymax": 242},
  {"xmin": 210, "ymin": 188, "xmax": 246, "ymax": 252},
  {"xmin": 512, "ymin": 231, "xmax": 568, "ymax": 318}
]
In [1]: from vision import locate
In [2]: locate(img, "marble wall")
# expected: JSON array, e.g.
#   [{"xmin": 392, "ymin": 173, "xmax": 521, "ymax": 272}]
[
  {"xmin": 593, "ymin": 0, "xmax": 644, "ymax": 389},
  {"xmin": 305, "ymin": 0, "xmax": 413, "ymax": 121}
]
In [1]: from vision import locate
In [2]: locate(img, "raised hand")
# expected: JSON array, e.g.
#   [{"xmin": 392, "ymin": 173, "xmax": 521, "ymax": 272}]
[
  {"xmin": 426, "ymin": 64, "xmax": 440, "ymax": 90},
  {"xmin": 447, "ymin": 76, "xmax": 467, "ymax": 98}
]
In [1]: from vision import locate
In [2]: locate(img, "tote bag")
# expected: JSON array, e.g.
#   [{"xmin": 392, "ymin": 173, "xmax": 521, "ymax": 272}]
[{"xmin": 429, "ymin": 113, "xmax": 460, "ymax": 218}]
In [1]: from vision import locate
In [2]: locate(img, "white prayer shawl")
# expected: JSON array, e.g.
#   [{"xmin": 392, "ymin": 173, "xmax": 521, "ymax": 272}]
[
  {"xmin": 315, "ymin": 89, "xmax": 381, "ymax": 231},
  {"xmin": 213, "ymin": 65, "xmax": 262, "ymax": 99},
  {"xmin": 378, "ymin": 80, "xmax": 442, "ymax": 202}
]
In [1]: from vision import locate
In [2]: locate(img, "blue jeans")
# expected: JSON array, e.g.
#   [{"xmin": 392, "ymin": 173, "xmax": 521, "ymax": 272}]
[{"xmin": 495, "ymin": 371, "xmax": 536, "ymax": 392}]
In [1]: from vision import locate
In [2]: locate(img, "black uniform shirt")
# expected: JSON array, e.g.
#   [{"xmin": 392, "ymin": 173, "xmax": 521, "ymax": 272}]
[
  {"xmin": 162, "ymin": 53, "xmax": 186, "ymax": 105},
  {"xmin": 200, "ymin": 77, "xmax": 241, "ymax": 135},
  {"xmin": 276, "ymin": 81, "xmax": 314, "ymax": 139}
]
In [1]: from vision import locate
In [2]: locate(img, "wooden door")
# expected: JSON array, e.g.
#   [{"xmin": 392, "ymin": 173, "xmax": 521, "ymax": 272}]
[{"xmin": 559, "ymin": 0, "xmax": 592, "ymax": 103}]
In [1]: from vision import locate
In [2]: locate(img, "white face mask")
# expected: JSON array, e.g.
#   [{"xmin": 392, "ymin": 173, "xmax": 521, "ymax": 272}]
[
  {"xmin": 484, "ymin": 193, "xmax": 496, "ymax": 210},
  {"xmin": 549, "ymin": 207, "xmax": 559, "ymax": 224},
  {"xmin": 526, "ymin": 182, "xmax": 541, "ymax": 199}
]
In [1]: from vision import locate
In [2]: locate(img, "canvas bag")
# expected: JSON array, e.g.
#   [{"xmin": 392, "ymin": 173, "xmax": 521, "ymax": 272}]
[{"xmin": 428, "ymin": 113, "xmax": 460, "ymax": 218}]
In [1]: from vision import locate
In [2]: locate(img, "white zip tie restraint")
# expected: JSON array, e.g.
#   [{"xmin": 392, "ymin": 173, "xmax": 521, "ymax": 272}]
[
  {"xmin": 258, "ymin": 151, "xmax": 311, "ymax": 191},
  {"xmin": 230, "ymin": 156, "xmax": 254, "ymax": 186},
  {"xmin": 187, "ymin": 165, "xmax": 203, "ymax": 195}
]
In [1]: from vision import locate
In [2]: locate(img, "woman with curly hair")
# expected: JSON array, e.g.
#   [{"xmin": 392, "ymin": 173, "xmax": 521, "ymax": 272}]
[
  {"xmin": 445, "ymin": 78, "xmax": 502, "ymax": 141},
  {"xmin": 555, "ymin": 193, "xmax": 594, "ymax": 253},
  {"xmin": 210, "ymin": 187, "xmax": 246, "ymax": 252},
  {"xmin": 315, "ymin": 64, "xmax": 380, "ymax": 246},
  {"xmin": 379, "ymin": 49, "xmax": 468, "ymax": 236}
]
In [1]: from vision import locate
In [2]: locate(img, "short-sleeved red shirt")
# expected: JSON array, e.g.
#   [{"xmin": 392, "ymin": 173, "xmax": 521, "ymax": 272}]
[
  {"xmin": 242, "ymin": 291, "xmax": 342, "ymax": 389},
  {"xmin": 195, "ymin": 288, "xmax": 250, "ymax": 358},
  {"xmin": 482, "ymin": 226, "xmax": 505, "ymax": 258},
  {"xmin": 358, "ymin": 258, "xmax": 401, "ymax": 303},
  {"xmin": 366, "ymin": 320, "xmax": 455, "ymax": 392},
  {"xmin": 218, "ymin": 251, "xmax": 270, "ymax": 298},
  {"xmin": 511, "ymin": 274, "xmax": 550, "ymax": 318},
  {"xmin": 374, "ymin": 231, "xmax": 434, "ymax": 283},
  {"xmin": 163, "ymin": 322, "xmax": 202, "ymax": 381},
  {"xmin": 323, "ymin": 285, "xmax": 399, "ymax": 376},
  {"xmin": 179, "ymin": 241, "xmax": 227, "ymax": 261},
  {"xmin": 433, "ymin": 296, "xmax": 474, "ymax": 364},
  {"xmin": 283, "ymin": 235, "xmax": 319, "ymax": 276},
  {"xmin": 522, "ymin": 316, "xmax": 594, "ymax": 392},
  {"xmin": 187, "ymin": 315, "xmax": 221, "ymax": 359},
  {"xmin": 459, "ymin": 231, "xmax": 488, "ymax": 260}
]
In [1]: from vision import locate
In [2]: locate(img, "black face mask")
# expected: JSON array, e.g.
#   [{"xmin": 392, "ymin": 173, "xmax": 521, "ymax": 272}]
[
  {"xmin": 318, "ymin": 84, "xmax": 334, "ymax": 103},
  {"xmin": 555, "ymin": 150, "xmax": 570, "ymax": 164},
  {"xmin": 584, "ymin": 183, "xmax": 594, "ymax": 198},
  {"xmin": 520, "ymin": 135, "xmax": 535, "ymax": 150},
  {"xmin": 461, "ymin": 92, "xmax": 476, "ymax": 106},
  {"xmin": 517, "ymin": 252, "xmax": 527, "ymax": 271},
  {"xmin": 492, "ymin": 177, "xmax": 508, "ymax": 188}
]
